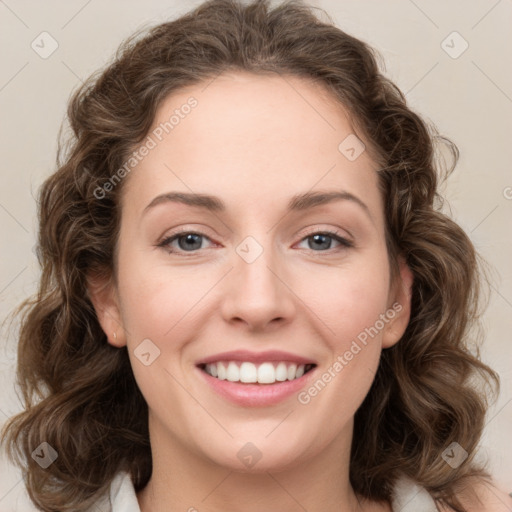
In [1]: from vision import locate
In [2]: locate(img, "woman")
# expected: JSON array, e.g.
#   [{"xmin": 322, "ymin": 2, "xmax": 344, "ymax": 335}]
[{"xmin": 2, "ymin": 0, "xmax": 511, "ymax": 510}]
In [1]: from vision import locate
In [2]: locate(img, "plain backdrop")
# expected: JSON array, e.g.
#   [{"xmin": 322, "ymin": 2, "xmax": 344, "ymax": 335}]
[{"xmin": 0, "ymin": 0, "xmax": 511, "ymax": 509}]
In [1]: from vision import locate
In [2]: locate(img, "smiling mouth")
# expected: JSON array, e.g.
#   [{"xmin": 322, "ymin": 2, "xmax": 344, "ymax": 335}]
[{"xmin": 198, "ymin": 361, "xmax": 317, "ymax": 384}]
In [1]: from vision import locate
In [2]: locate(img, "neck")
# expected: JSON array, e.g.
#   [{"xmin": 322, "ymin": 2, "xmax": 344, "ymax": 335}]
[{"xmin": 136, "ymin": 415, "xmax": 390, "ymax": 512}]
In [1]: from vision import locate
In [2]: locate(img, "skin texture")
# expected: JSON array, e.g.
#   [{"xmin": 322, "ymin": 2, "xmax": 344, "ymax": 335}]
[{"xmin": 88, "ymin": 71, "xmax": 415, "ymax": 512}]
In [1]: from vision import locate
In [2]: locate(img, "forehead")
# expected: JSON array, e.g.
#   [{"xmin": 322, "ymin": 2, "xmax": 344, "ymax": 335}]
[{"xmin": 121, "ymin": 71, "xmax": 383, "ymax": 224}]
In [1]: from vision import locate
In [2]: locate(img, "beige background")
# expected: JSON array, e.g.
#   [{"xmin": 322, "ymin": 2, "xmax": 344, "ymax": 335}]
[{"xmin": 0, "ymin": 0, "xmax": 511, "ymax": 509}]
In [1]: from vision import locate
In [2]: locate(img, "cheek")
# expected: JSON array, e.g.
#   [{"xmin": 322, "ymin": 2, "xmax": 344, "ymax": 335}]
[
  {"xmin": 295, "ymin": 265, "xmax": 391, "ymax": 426},
  {"xmin": 116, "ymin": 258, "xmax": 207, "ymax": 410},
  {"xmin": 117, "ymin": 250, "xmax": 209, "ymax": 340},
  {"xmin": 299, "ymin": 257, "xmax": 391, "ymax": 349}
]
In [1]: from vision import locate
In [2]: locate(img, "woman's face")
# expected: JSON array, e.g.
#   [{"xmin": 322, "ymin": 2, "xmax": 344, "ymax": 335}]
[{"xmin": 91, "ymin": 71, "xmax": 412, "ymax": 472}]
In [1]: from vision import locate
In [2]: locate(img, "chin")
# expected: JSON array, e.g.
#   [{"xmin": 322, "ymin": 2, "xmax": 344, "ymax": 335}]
[{"xmin": 201, "ymin": 437, "xmax": 313, "ymax": 474}]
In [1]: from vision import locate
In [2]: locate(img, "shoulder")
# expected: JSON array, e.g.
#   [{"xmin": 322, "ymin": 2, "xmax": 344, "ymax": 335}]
[{"xmin": 438, "ymin": 477, "xmax": 512, "ymax": 512}]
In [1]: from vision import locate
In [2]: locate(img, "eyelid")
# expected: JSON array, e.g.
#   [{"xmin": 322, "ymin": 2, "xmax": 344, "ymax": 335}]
[
  {"xmin": 156, "ymin": 224, "xmax": 355, "ymax": 254},
  {"xmin": 156, "ymin": 226, "xmax": 217, "ymax": 252},
  {"xmin": 299, "ymin": 225, "xmax": 352, "ymax": 242},
  {"xmin": 295, "ymin": 226, "xmax": 354, "ymax": 250}
]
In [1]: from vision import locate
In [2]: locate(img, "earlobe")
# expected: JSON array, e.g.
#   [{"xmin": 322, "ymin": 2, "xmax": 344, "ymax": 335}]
[
  {"xmin": 86, "ymin": 271, "xmax": 127, "ymax": 347},
  {"xmin": 382, "ymin": 256, "xmax": 414, "ymax": 349}
]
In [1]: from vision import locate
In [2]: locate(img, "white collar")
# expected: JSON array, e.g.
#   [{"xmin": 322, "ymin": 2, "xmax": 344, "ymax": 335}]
[{"xmin": 103, "ymin": 470, "xmax": 141, "ymax": 512}]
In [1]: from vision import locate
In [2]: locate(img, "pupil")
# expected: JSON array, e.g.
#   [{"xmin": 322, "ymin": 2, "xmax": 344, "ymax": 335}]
[
  {"xmin": 311, "ymin": 234, "xmax": 330, "ymax": 250},
  {"xmin": 180, "ymin": 234, "xmax": 201, "ymax": 251}
]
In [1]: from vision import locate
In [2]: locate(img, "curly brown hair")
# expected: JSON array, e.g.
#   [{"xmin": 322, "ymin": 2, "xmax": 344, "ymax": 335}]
[{"xmin": 1, "ymin": 0, "xmax": 500, "ymax": 511}]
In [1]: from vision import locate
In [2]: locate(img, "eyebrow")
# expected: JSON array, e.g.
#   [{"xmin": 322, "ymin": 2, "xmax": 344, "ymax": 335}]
[{"xmin": 143, "ymin": 190, "xmax": 371, "ymax": 219}]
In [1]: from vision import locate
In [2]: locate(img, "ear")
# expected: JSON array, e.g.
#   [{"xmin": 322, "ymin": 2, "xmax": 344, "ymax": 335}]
[
  {"xmin": 86, "ymin": 271, "xmax": 127, "ymax": 348},
  {"xmin": 382, "ymin": 256, "xmax": 414, "ymax": 349}
]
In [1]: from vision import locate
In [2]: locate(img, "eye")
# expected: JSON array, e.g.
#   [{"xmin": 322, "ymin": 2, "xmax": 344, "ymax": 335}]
[
  {"xmin": 296, "ymin": 229, "xmax": 353, "ymax": 252},
  {"xmin": 157, "ymin": 231, "xmax": 215, "ymax": 254},
  {"xmin": 157, "ymin": 228, "xmax": 354, "ymax": 256}
]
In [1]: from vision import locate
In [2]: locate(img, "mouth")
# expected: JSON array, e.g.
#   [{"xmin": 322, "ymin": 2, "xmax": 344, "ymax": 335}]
[
  {"xmin": 195, "ymin": 349, "xmax": 318, "ymax": 406},
  {"xmin": 198, "ymin": 361, "xmax": 317, "ymax": 385}
]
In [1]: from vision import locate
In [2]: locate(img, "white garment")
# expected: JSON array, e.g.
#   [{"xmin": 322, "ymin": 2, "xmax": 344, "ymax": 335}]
[{"xmin": 93, "ymin": 471, "xmax": 438, "ymax": 512}]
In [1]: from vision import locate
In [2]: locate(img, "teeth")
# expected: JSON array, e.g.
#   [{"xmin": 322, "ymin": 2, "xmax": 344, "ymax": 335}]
[
  {"xmin": 240, "ymin": 362, "xmax": 257, "ymax": 383},
  {"xmin": 203, "ymin": 361, "xmax": 312, "ymax": 384},
  {"xmin": 275, "ymin": 362, "xmax": 288, "ymax": 381},
  {"xmin": 226, "ymin": 362, "xmax": 239, "ymax": 382},
  {"xmin": 217, "ymin": 362, "xmax": 227, "ymax": 380},
  {"xmin": 258, "ymin": 362, "xmax": 275, "ymax": 384}
]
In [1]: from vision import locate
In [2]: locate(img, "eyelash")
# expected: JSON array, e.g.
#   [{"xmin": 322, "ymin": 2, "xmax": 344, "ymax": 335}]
[{"xmin": 156, "ymin": 227, "xmax": 354, "ymax": 256}]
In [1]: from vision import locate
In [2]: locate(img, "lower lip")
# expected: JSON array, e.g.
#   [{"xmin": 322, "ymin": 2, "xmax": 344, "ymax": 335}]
[{"xmin": 197, "ymin": 366, "xmax": 316, "ymax": 407}]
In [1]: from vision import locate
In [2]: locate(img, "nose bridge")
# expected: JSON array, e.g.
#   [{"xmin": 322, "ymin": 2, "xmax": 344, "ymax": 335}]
[
  {"xmin": 221, "ymin": 233, "xmax": 295, "ymax": 329},
  {"xmin": 235, "ymin": 233, "xmax": 283, "ymax": 300}
]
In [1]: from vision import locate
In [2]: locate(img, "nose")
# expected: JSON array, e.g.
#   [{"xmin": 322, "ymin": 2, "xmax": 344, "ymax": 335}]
[{"xmin": 220, "ymin": 241, "xmax": 296, "ymax": 332}]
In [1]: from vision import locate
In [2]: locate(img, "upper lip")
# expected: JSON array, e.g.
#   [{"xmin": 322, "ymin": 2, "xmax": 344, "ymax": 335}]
[{"xmin": 196, "ymin": 350, "xmax": 317, "ymax": 366}]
